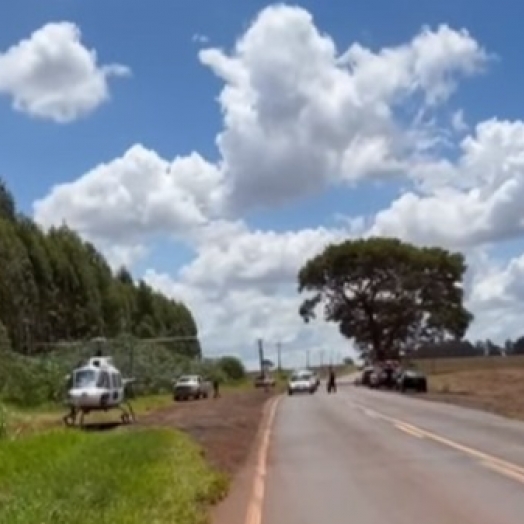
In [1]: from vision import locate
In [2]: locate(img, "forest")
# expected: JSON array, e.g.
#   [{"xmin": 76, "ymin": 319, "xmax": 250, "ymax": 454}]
[{"xmin": 0, "ymin": 179, "xmax": 200, "ymax": 357}]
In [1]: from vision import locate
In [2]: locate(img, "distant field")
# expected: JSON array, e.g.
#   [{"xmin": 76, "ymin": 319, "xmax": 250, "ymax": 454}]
[
  {"xmin": 412, "ymin": 355, "xmax": 524, "ymax": 375},
  {"xmin": 425, "ymin": 368, "xmax": 524, "ymax": 422}
]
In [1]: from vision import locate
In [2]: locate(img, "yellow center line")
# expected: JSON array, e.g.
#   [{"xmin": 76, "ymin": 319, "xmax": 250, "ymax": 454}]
[
  {"xmin": 482, "ymin": 461, "xmax": 524, "ymax": 484},
  {"xmin": 395, "ymin": 422, "xmax": 425, "ymax": 438},
  {"xmin": 352, "ymin": 401, "xmax": 524, "ymax": 477}
]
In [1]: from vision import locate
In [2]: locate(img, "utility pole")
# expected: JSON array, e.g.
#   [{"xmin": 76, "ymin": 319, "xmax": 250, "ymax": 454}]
[
  {"xmin": 320, "ymin": 350, "xmax": 324, "ymax": 369},
  {"xmin": 257, "ymin": 338, "xmax": 264, "ymax": 375},
  {"xmin": 277, "ymin": 341, "xmax": 282, "ymax": 371},
  {"xmin": 306, "ymin": 350, "xmax": 310, "ymax": 369}
]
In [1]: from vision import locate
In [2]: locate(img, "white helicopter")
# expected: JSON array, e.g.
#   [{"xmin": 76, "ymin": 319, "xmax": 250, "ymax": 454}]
[{"xmin": 63, "ymin": 354, "xmax": 136, "ymax": 427}]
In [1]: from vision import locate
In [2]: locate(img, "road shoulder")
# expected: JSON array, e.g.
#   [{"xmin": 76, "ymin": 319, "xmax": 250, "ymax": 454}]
[{"xmin": 212, "ymin": 394, "xmax": 281, "ymax": 524}]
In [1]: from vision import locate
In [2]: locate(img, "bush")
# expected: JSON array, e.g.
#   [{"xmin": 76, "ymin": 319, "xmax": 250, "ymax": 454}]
[
  {"xmin": 218, "ymin": 356, "xmax": 246, "ymax": 381},
  {"xmin": 0, "ymin": 428, "xmax": 228, "ymax": 524},
  {"xmin": 0, "ymin": 352, "xmax": 66, "ymax": 407}
]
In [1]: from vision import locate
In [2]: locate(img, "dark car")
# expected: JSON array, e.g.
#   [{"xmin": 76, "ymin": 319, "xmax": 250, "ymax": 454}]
[
  {"xmin": 397, "ymin": 369, "xmax": 428, "ymax": 393},
  {"xmin": 358, "ymin": 366, "xmax": 375, "ymax": 386},
  {"xmin": 377, "ymin": 362, "xmax": 398, "ymax": 389}
]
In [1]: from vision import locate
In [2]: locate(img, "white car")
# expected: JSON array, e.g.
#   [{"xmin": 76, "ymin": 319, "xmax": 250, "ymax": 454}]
[{"xmin": 288, "ymin": 370, "xmax": 317, "ymax": 395}]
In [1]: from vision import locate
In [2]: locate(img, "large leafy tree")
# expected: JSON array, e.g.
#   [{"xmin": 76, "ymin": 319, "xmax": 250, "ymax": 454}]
[{"xmin": 298, "ymin": 237, "xmax": 473, "ymax": 361}]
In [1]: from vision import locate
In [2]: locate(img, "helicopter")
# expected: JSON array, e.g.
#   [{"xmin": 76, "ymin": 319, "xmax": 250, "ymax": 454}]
[{"xmin": 63, "ymin": 355, "xmax": 136, "ymax": 428}]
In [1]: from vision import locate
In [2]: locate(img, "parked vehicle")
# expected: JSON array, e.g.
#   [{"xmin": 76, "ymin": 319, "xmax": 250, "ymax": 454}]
[
  {"xmin": 377, "ymin": 361, "xmax": 398, "ymax": 389},
  {"xmin": 310, "ymin": 370, "xmax": 320, "ymax": 389},
  {"xmin": 397, "ymin": 369, "xmax": 428, "ymax": 393},
  {"xmin": 288, "ymin": 370, "xmax": 317, "ymax": 395},
  {"xmin": 173, "ymin": 375, "xmax": 211, "ymax": 401},
  {"xmin": 357, "ymin": 366, "xmax": 375, "ymax": 386},
  {"xmin": 254, "ymin": 374, "xmax": 276, "ymax": 388}
]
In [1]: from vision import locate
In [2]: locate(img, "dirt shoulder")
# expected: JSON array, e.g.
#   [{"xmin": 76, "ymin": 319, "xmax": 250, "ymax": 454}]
[
  {"xmin": 425, "ymin": 368, "xmax": 524, "ymax": 420},
  {"xmin": 138, "ymin": 389, "xmax": 276, "ymax": 475}
]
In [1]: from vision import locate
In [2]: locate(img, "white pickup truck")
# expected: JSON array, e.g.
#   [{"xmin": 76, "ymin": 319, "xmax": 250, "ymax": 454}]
[{"xmin": 173, "ymin": 374, "xmax": 212, "ymax": 401}]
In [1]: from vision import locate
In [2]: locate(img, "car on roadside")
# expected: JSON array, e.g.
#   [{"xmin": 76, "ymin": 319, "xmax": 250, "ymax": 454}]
[
  {"xmin": 173, "ymin": 374, "xmax": 212, "ymax": 401},
  {"xmin": 310, "ymin": 370, "xmax": 320, "ymax": 389},
  {"xmin": 356, "ymin": 366, "xmax": 375, "ymax": 386},
  {"xmin": 254, "ymin": 374, "xmax": 276, "ymax": 388},
  {"xmin": 396, "ymin": 369, "xmax": 428, "ymax": 393},
  {"xmin": 288, "ymin": 370, "xmax": 317, "ymax": 395}
]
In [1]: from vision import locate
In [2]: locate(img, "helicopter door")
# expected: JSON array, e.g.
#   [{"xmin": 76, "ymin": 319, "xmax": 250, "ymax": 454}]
[
  {"xmin": 97, "ymin": 370, "xmax": 110, "ymax": 389},
  {"xmin": 97, "ymin": 370, "xmax": 111, "ymax": 407},
  {"xmin": 110, "ymin": 373, "xmax": 120, "ymax": 401}
]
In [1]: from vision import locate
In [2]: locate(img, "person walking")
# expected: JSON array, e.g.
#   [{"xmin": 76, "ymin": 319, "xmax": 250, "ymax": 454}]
[{"xmin": 327, "ymin": 366, "xmax": 337, "ymax": 394}]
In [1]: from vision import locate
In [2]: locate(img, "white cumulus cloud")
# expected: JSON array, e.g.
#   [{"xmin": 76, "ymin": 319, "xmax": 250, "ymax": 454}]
[
  {"xmin": 0, "ymin": 22, "xmax": 130, "ymax": 123},
  {"xmin": 368, "ymin": 119, "xmax": 524, "ymax": 249}
]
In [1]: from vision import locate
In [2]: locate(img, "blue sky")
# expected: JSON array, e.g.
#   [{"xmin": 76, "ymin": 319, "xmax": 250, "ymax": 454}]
[
  {"xmin": 2, "ymin": 0, "xmax": 524, "ymax": 365},
  {"xmin": 2, "ymin": 0, "xmax": 521, "ymax": 220}
]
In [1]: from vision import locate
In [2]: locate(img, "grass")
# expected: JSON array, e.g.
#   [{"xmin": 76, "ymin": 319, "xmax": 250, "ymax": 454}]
[
  {"xmin": 0, "ymin": 428, "xmax": 228, "ymax": 524},
  {"xmin": 412, "ymin": 354, "xmax": 524, "ymax": 375},
  {"xmin": 2, "ymin": 394, "xmax": 176, "ymax": 437}
]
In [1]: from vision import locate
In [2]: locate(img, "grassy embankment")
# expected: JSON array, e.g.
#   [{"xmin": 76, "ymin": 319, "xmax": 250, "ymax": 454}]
[
  {"xmin": 0, "ymin": 381, "xmax": 258, "ymax": 523},
  {"xmin": 0, "ymin": 372, "xmax": 263, "ymax": 521},
  {"xmin": 0, "ymin": 428, "xmax": 228, "ymax": 524}
]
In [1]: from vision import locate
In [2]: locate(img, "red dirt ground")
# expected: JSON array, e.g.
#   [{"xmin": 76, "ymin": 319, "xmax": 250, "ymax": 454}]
[{"xmin": 138, "ymin": 389, "xmax": 275, "ymax": 475}]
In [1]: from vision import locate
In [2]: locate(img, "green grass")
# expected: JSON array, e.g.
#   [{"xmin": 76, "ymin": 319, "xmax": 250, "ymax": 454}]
[
  {"xmin": 2, "ymin": 394, "xmax": 176, "ymax": 437},
  {"xmin": 0, "ymin": 428, "xmax": 228, "ymax": 524},
  {"xmin": 412, "ymin": 355, "xmax": 524, "ymax": 375}
]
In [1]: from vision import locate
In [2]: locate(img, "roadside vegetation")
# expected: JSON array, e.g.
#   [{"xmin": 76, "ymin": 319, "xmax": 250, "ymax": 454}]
[
  {"xmin": 0, "ymin": 338, "xmax": 247, "ymax": 409},
  {"xmin": 0, "ymin": 428, "xmax": 228, "ymax": 524},
  {"xmin": 0, "ymin": 179, "xmax": 257, "ymax": 521},
  {"xmin": 0, "ymin": 179, "xmax": 248, "ymax": 409}
]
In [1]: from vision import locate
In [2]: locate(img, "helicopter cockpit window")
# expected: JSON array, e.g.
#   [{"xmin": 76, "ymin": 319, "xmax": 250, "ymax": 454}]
[
  {"xmin": 97, "ymin": 371, "xmax": 110, "ymax": 389},
  {"xmin": 73, "ymin": 369, "xmax": 97, "ymax": 388}
]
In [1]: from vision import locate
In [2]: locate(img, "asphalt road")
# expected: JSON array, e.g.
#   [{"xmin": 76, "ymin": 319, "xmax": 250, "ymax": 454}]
[{"xmin": 261, "ymin": 380, "xmax": 524, "ymax": 524}]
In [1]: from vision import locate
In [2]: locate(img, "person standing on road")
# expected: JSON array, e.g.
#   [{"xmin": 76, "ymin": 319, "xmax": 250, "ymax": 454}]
[{"xmin": 327, "ymin": 366, "xmax": 337, "ymax": 394}]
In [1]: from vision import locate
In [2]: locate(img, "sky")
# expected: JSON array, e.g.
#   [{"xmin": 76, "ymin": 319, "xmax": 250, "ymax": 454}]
[{"xmin": 2, "ymin": 0, "xmax": 524, "ymax": 370}]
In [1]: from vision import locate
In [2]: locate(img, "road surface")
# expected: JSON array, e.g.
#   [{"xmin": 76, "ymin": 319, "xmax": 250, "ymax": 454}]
[{"xmin": 258, "ymin": 380, "xmax": 524, "ymax": 524}]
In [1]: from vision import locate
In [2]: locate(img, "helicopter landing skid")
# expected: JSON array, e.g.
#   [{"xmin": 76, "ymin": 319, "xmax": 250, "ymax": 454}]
[
  {"xmin": 63, "ymin": 407, "xmax": 78, "ymax": 427},
  {"xmin": 62, "ymin": 402, "xmax": 136, "ymax": 428},
  {"xmin": 119, "ymin": 401, "xmax": 136, "ymax": 425}
]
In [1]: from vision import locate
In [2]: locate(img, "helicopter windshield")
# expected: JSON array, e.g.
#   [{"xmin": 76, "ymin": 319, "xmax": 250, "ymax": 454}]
[{"xmin": 73, "ymin": 369, "xmax": 97, "ymax": 388}]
